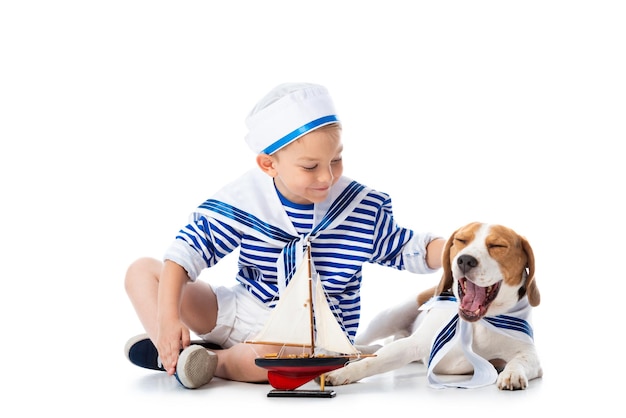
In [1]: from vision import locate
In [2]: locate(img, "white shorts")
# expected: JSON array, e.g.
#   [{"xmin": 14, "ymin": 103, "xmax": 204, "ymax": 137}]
[{"xmin": 196, "ymin": 284, "xmax": 271, "ymax": 348}]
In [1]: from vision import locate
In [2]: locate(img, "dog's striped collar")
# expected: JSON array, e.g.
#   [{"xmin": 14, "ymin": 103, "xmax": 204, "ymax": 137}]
[
  {"xmin": 425, "ymin": 295, "xmax": 534, "ymax": 389},
  {"xmin": 418, "ymin": 294, "xmax": 456, "ymax": 311}
]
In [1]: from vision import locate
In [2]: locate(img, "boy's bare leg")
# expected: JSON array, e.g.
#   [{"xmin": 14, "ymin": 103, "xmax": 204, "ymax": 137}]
[
  {"xmin": 124, "ymin": 257, "xmax": 284, "ymax": 383},
  {"xmin": 214, "ymin": 343, "xmax": 272, "ymax": 382},
  {"xmin": 124, "ymin": 257, "xmax": 163, "ymax": 340}
]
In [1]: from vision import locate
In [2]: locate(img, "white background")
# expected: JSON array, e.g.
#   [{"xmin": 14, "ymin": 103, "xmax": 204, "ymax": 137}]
[{"xmin": 1, "ymin": 1, "xmax": 624, "ymax": 414}]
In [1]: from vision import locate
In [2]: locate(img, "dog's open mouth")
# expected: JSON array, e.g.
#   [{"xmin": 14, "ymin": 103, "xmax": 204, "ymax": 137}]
[{"xmin": 458, "ymin": 278, "xmax": 501, "ymax": 322}]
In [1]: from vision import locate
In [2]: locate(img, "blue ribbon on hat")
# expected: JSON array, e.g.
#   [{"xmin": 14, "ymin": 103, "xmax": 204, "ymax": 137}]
[{"xmin": 262, "ymin": 115, "xmax": 339, "ymax": 155}]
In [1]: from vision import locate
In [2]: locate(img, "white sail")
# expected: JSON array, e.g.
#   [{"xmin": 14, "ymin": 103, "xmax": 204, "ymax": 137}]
[
  {"xmin": 248, "ymin": 256, "xmax": 358, "ymax": 356},
  {"xmin": 313, "ymin": 276, "xmax": 360, "ymax": 355},
  {"xmin": 248, "ymin": 259, "xmax": 313, "ymax": 347}
]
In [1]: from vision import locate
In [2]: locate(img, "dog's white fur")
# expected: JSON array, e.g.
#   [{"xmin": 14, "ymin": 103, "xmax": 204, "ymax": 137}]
[{"xmin": 326, "ymin": 222, "xmax": 542, "ymax": 390}]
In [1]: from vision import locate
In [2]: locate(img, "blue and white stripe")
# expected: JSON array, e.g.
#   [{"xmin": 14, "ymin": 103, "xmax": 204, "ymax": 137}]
[
  {"xmin": 166, "ymin": 172, "xmax": 436, "ymax": 342},
  {"xmin": 425, "ymin": 295, "xmax": 534, "ymax": 388}
]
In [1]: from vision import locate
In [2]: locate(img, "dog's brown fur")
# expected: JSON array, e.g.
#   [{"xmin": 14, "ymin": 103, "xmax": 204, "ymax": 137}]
[{"xmin": 326, "ymin": 222, "xmax": 543, "ymax": 390}]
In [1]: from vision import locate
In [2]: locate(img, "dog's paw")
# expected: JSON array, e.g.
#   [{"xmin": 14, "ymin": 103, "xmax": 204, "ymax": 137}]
[
  {"xmin": 496, "ymin": 366, "xmax": 529, "ymax": 390},
  {"xmin": 324, "ymin": 365, "xmax": 360, "ymax": 386}
]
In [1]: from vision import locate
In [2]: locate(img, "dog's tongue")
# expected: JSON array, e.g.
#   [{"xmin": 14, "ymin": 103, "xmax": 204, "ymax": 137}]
[{"xmin": 462, "ymin": 279, "xmax": 486, "ymax": 312}]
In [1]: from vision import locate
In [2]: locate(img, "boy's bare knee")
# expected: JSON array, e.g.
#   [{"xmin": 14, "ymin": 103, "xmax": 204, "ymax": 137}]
[{"xmin": 124, "ymin": 257, "xmax": 161, "ymax": 292}]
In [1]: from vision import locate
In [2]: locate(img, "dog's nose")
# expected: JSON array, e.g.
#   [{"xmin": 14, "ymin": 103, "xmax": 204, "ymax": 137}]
[{"xmin": 457, "ymin": 254, "xmax": 478, "ymax": 273}]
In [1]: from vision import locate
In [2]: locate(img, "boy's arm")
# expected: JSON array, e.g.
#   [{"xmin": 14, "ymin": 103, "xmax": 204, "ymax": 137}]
[
  {"xmin": 425, "ymin": 238, "xmax": 445, "ymax": 270},
  {"xmin": 156, "ymin": 260, "xmax": 191, "ymax": 375}
]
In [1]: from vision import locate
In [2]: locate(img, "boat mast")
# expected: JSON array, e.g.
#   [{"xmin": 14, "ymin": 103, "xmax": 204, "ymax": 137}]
[{"xmin": 306, "ymin": 242, "xmax": 315, "ymax": 355}]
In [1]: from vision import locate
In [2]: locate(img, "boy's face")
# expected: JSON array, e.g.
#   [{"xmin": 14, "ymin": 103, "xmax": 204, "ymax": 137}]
[{"xmin": 264, "ymin": 126, "xmax": 343, "ymax": 205}]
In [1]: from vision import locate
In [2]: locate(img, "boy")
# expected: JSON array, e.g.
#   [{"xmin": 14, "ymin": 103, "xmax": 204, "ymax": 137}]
[{"xmin": 124, "ymin": 82, "xmax": 445, "ymax": 389}]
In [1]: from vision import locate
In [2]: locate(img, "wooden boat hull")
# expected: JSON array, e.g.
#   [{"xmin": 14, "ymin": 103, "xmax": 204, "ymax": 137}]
[{"xmin": 255, "ymin": 357, "xmax": 349, "ymax": 390}]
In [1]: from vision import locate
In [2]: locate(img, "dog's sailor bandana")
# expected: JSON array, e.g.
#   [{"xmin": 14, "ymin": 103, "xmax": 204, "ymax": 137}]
[
  {"xmin": 423, "ymin": 295, "xmax": 534, "ymax": 389},
  {"xmin": 196, "ymin": 168, "xmax": 370, "ymax": 294}
]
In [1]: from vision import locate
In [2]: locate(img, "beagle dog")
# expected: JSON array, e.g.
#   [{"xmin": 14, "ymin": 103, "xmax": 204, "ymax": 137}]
[{"xmin": 325, "ymin": 222, "xmax": 542, "ymax": 390}]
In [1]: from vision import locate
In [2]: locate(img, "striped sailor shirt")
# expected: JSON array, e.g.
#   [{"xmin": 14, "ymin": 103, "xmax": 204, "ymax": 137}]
[{"xmin": 164, "ymin": 169, "xmax": 440, "ymax": 341}]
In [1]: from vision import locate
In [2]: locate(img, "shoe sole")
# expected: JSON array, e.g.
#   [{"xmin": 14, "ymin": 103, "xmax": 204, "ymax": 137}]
[
  {"xmin": 175, "ymin": 346, "xmax": 218, "ymax": 389},
  {"xmin": 124, "ymin": 333, "xmax": 221, "ymax": 371}
]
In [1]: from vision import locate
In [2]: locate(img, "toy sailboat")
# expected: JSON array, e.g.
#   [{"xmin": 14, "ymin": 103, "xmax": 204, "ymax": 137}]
[{"xmin": 247, "ymin": 244, "xmax": 367, "ymax": 397}]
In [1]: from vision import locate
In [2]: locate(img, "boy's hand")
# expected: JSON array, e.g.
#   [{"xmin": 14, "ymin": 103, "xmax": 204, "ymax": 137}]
[{"xmin": 156, "ymin": 321, "xmax": 191, "ymax": 375}]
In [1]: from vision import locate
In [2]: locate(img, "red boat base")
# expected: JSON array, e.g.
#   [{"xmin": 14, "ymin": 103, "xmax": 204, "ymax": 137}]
[
  {"xmin": 255, "ymin": 357, "xmax": 349, "ymax": 391},
  {"xmin": 266, "ymin": 365, "xmax": 344, "ymax": 390}
]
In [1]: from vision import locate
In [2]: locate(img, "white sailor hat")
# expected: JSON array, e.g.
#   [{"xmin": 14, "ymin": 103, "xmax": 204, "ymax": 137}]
[{"xmin": 244, "ymin": 82, "xmax": 340, "ymax": 155}]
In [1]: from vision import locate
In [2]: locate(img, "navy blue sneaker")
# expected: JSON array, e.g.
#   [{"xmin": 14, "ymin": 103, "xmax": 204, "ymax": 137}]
[{"xmin": 124, "ymin": 333, "xmax": 221, "ymax": 372}]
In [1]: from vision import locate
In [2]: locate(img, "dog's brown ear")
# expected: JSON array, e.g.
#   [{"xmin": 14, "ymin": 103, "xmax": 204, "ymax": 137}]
[
  {"xmin": 417, "ymin": 286, "xmax": 437, "ymax": 307},
  {"xmin": 521, "ymin": 236, "xmax": 540, "ymax": 307},
  {"xmin": 435, "ymin": 231, "xmax": 456, "ymax": 295}
]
